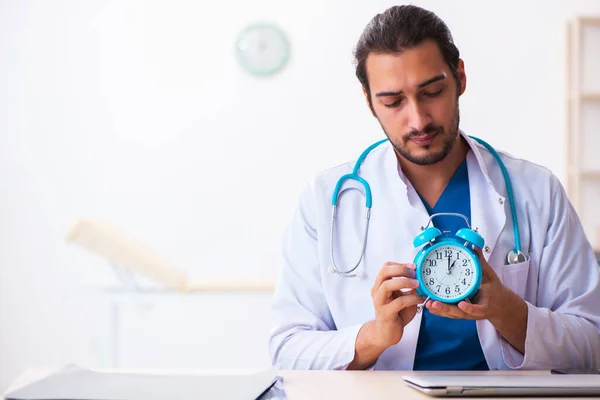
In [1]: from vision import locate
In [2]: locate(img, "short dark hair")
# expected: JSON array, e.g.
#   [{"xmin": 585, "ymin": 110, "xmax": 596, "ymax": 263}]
[{"xmin": 354, "ymin": 5, "xmax": 460, "ymax": 101}]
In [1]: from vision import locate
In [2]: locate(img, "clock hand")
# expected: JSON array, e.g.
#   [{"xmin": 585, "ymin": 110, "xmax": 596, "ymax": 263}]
[
  {"xmin": 449, "ymin": 260, "xmax": 457, "ymax": 274},
  {"xmin": 446, "ymin": 258, "xmax": 456, "ymax": 275}
]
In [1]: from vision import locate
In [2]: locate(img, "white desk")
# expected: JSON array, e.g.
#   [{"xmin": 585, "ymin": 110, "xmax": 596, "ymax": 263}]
[{"xmin": 5, "ymin": 368, "xmax": 599, "ymax": 400}]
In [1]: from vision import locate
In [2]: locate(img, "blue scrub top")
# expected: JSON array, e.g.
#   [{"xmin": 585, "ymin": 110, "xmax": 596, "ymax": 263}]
[{"xmin": 413, "ymin": 159, "xmax": 489, "ymax": 370}]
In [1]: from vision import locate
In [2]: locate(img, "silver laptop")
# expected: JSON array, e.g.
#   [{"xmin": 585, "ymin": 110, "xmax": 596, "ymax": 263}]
[{"xmin": 402, "ymin": 374, "xmax": 600, "ymax": 397}]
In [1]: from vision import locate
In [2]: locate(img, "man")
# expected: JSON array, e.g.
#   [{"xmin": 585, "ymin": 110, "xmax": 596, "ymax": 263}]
[{"xmin": 268, "ymin": 5, "xmax": 600, "ymax": 370}]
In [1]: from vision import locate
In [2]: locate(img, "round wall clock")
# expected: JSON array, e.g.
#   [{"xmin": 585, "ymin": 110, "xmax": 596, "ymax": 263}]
[{"xmin": 235, "ymin": 23, "xmax": 290, "ymax": 76}]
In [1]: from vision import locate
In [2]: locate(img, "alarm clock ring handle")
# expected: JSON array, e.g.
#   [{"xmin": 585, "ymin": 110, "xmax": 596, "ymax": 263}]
[{"xmin": 418, "ymin": 212, "xmax": 485, "ymax": 250}]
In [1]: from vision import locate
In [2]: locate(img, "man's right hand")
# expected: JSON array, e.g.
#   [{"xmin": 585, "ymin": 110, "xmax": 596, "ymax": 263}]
[{"xmin": 347, "ymin": 262, "xmax": 424, "ymax": 370}]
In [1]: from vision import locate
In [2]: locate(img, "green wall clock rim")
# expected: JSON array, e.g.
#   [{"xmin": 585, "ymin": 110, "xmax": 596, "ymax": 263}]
[{"xmin": 235, "ymin": 22, "xmax": 290, "ymax": 76}]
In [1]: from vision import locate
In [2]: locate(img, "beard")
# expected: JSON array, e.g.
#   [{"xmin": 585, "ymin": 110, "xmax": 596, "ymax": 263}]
[{"xmin": 380, "ymin": 103, "xmax": 461, "ymax": 166}]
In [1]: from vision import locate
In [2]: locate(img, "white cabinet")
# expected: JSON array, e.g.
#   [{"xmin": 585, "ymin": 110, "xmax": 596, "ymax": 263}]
[{"xmin": 567, "ymin": 17, "xmax": 600, "ymax": 249}]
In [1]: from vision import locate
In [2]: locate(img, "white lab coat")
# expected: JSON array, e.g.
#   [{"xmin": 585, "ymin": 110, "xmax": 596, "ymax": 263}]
[{"xmin": 269, "ymin": 132, "xmax": 600, "ymax": 370}]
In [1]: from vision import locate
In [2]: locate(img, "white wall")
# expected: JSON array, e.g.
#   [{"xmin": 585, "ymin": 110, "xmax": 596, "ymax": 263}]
[{"xmin": 1, "ymin": 0, "xmax": 600, "ymax": 392}]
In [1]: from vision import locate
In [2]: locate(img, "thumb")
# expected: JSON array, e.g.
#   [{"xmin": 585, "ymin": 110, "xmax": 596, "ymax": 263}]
[
  {"xmin": 473, "ymin": 244, "xmax": 497, "ymax": 280},
  {"xmin": 473, "ymin": 245, "xmax": 485, "ymax": 262}
]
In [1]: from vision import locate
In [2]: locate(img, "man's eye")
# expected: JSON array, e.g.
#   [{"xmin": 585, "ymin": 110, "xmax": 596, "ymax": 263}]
[
  {"xmin": 384, "ymin": 99, "xmax": 403, "ymax": 108},
  {"xmin": 423, "ymin": 89, "xmax": 443, "ymax": 98}
]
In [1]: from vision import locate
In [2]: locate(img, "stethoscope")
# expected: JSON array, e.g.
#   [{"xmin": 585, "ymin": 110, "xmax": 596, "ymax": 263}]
[{"xmin": 329, "ymin": 136, "xmax": 528, "ymax": 278}]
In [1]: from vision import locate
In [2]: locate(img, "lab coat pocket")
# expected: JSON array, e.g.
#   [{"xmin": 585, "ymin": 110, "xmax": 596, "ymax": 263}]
[{"xmin": 501, "ymin": 260, "xmax": 530, "ymax": 299}]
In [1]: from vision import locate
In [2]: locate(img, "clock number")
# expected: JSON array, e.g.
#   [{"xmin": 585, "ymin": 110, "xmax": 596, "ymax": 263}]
[
  {"xmin": 436, "ymin": 285, "xmax": 441, "ymax": 293},
  {"xmin": 462, "ymin": 259, "xmax": 468, "ymax": 267},
  {"xmin": 462, "ymin": 278, "xmax": 467, "ymax": 285},
  {"xmin": 436, "ymin": 252, "xmax": 443, "ymax": 260},
  {"xmin": 425, "ymin": 268, "xmax": 431, "ymax": 275},
  {"xmin": 456, "ymin": 252, "xmax": 460, "ymax": 260},
  {"xmin": 427, "ymin": 259, "xmax": 437, "ymax": 267},
  {"xmin": 444, "ymin": 250, "xmax": 453, "ymax": 258},
  {"xmin": 465, "ymin": 269, "xmax": 471, "ymax": 276},
  {"xmin": 429, "ymin": 278, "xmax": 434, "ymax": 285},
  {"xmin": 455, "ymin": 285, "xmax": 460, "ymax": 293},
  {"xmin": 445, "ymin": 286, "xmax": 451, "ymax": 295}
]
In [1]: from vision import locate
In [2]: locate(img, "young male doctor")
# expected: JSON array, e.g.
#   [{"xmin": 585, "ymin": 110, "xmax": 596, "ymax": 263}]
[{"xmin": 269, "ymin": 5, "xmax": 600, "ymax": 370}]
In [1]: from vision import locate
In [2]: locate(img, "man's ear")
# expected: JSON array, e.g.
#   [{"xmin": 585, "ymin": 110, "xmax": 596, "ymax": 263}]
[
  {"xmin": 362, "ymin": 86, "xmax": 376, "ymax": 116},
  {"xmin": 457, "ymin": 59, "xmax": 467, "ymax": 96}
]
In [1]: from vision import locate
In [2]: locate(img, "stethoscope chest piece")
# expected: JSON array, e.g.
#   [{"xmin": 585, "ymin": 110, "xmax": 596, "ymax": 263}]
[{"xmin": 506, "ymin": 249, "xmax": 528, "ymax": 265}]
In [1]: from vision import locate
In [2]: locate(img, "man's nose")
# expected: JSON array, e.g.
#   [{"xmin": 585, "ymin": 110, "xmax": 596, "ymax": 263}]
[{"xmin": 407, "ymin": 101, "xmax": 432, "ymax": 132}]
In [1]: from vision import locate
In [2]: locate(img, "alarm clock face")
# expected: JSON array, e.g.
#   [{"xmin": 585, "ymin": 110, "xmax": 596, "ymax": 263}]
[{"xmin": 418, "ymin": 243, "xmax": 481, "ymax": 303}]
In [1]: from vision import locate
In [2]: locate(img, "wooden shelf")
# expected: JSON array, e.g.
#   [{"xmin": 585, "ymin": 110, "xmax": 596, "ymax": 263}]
[
  {"xmin": 582, "ymin": 93, "xmax": 600, "ymax": 101},
  {"xmin": 568, "ymin": 93, "xmax": 600, "ymax": 101},
  {"xmin": 581, "ymin": 171, "xmax": 600, "ymax": 180},
  {"xmin": 578, "ymin": 16, "xmax": 600, "ymax": 25}
]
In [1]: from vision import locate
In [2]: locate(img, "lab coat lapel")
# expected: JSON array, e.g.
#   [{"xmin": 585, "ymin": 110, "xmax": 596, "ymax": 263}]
[
  {"xmin": 375, "ymin": 142, "xmax": 432, "ymax": 258},
  {"xmin": 466, "ymin": 150, "xmax": 506, "ymax": 268},
  {"xmin": 466, "ymin": 145, "xmax": 509, "ymax": 370}
]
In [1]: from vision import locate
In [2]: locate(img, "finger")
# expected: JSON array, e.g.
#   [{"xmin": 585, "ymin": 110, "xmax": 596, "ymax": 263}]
[
  {"xmin": 474, "ymin": 246, "xmax": 488, "ymax": 269},
  {"xmin": 457, "ymin": 301, "xmax": 486, "ymax": 318},
  {"xmin": 392, "ymin": 288, "xmax": 417, "ymax": 299},
  {"xmin": 474, "ymin": 244, "xmax": 484, "ymax": 257},
  {"xmin": 427, "ymin": 308, "xmax": 465, "ymax": 319},
  {"xmin": 382, "ymin": 293, "xmax": 424, "ymax": 318},
  {"xmin": 473, "ymin": 246, "xmax": 497, "ymax": 281},
  {"xmin": 426, "ymin": 301, "xmax": 471, "ymax": 319},
  {"xmin": 372, "ymin": 263, "xmax": 416, "ymax": 295},
  {"xmin": 399, "ymin": 288, "xmax": 417, "ymax": 295},
  {"xmin": 374, "ymin": 277, "xmax": 420, "ymax": 306}
]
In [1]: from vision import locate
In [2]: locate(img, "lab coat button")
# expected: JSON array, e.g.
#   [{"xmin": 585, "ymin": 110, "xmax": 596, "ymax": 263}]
[
  {"xmin": 484, "ymin": 246, "xmax": 491, "ymax": 253},
  {"xmin": 499, "ymin": 198, "xmax": 504, "ymax": 205}
]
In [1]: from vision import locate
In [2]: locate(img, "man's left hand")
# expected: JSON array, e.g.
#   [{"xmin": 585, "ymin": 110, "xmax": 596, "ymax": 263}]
[{"xmin": 426, "ymin": 247, "xmax": 514, "ymax": 322}]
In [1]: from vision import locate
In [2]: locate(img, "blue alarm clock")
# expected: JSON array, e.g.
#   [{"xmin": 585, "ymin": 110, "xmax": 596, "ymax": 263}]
[{"xmin": 412, "ymin": 213, "xmax": 484, "ymax": 304}]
